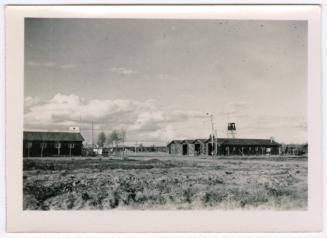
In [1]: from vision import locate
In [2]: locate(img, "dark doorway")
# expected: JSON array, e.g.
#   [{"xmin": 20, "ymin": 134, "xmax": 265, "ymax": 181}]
[
  {"xmin": 194, "ymin": 144, "xmax": 201, "ymax": 156},
  {"xmin": 182, "ymin": 144, "xmax": 188, "ymax": 155},
  {"xmin": 208, "ymin": 143, "xmax": 213, "ymax": 155},
  {"xmin": 216, "ymin": 145, "xmax": 221, "ymax": 155},
  {"xmin": 225, "ymin": 146, "xmax": 230, "ymax": 156}
]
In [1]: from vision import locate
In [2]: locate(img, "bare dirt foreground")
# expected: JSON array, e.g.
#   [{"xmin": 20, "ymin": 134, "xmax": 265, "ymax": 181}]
[{"xmin": 23, "ymin": 155, "xmax": 307, "ymax": 210}]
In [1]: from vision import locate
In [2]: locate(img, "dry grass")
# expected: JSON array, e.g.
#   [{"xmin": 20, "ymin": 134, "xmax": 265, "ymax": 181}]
[{"xmin": 23, "ymin": 156, "xmax": 307, "ymax": 210}]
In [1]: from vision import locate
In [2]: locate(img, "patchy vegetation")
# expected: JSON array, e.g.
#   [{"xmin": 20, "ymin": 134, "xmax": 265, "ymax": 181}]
[{"xmin": 23, "ymin": 156, "xmax": 307, "ymax": 210}]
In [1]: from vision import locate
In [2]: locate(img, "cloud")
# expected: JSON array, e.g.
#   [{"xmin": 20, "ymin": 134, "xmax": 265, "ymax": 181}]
[
  {"xmin": 217, "ymin": 101, "xmax": 252, "ymax": 120},
  {"xmin": 232, "ymin": 114, "xmax": 307, "ymax": 143},
  {"xmin": 159, "ymin": 74, "xmax": 169, "ymax": 78},
  {"xmin": 27, "ymin": 61, "xmax": 136, "ymax": 75},
  {"xmin": 102, "ymin": 67, "xmax": 138, "ymax": 75},
  {"xmin": 25, "ymin": 93, "xmax": 137, "ymax": 126},
  {"xmin": 24, "ymin": 96, "xmax": 42, "ymax": 113},
  {"xmin": 129, "ymin": 112, "xmax": 164, "ymax": 131},
  {"xmin": 223, "ymin": 101, "xmax": 250, "ymax": 114},
  {"xmin": 24, "ymin": 94, "xmax": 306, "ymax": 144},
  {"xmin": 24, "ymin": 96, "xmax": 41, "ymax": 108},
  {"xmin": 136, "ymin": 124, "xmax": 175, "ymax": 142},
  {"xmin": 254, "ymin": 115, "xmax": 307, "ymax": 131},
  {"xmin": 24, "ymin": 93, "xmax": 205, "ymax": 143},
  {"xmin": 180, "ymin": 94, "xmax": 195, "ymax": 99},
  {"xmin": 59, "ymin": 64, "xmax": 77, "ymax": 69},
  {"xmin": 26, "ymin": 61, "xmax": 56, "ymax": 67},
  {"xmin": 26, "ymin": 61, "xmax": 77, "ymax": 69}
]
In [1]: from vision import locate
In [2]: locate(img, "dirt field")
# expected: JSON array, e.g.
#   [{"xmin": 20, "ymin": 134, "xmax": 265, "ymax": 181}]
[{"xmin": 23, "ymin": 155, "xmax": 307, "ymax": 210}]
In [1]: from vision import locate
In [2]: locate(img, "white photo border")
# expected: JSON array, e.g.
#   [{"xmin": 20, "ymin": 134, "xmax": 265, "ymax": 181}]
[{"xmin": 4, "ymin": 4, "xmax": 323, "ymax": 234}]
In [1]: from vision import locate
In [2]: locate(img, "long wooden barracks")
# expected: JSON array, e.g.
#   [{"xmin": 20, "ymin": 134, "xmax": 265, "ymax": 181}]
[
  {"xmin": 167, "ymin": 137, "xmax": 280, "ymax": 156},
  {"xmin": 23, "ymin": 131, "xmax": 84, "ymax": 157}
]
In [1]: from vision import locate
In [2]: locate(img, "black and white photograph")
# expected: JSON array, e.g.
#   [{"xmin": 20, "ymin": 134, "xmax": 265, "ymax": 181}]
[
  {"xmin": 22, "ymin": 17, "xmax": 309, "ymax": 211},
  {"xmin": 4, "ymin": 4, "xmax": 324, "ymax": 233}
]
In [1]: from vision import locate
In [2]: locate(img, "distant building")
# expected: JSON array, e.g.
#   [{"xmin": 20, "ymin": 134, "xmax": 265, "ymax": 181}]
[
  {"xmin": 193, "ymin": 139, "xmax": 207, "ymax": 156},
  {"xmin": 167, "ymin": 140, "xmax": 183, "ymax": 155},
  {"xmin": 167, "ymin": 138, "xmax": 280, "ymax": 156},
  {"xmin": 282, "ymin": 143, "xmax": 308, "ymax": 155},
  {"xmin": 181, "ymin": 140, "xmax": 195, "ymax": 156},
  {"xmin": 100, "ymin": 145, "xmax": 168, "ymax": 155},
  {"xmin": 134, "ymin": 145, "xmax": 168, "ymax": 153},
  {"xmin": 23, "ymin": 131, "xmax": 84, "ymax": 157},
  {"xmin": 215, "ymin": 138, "xmax": 280, "ymax": 156}
]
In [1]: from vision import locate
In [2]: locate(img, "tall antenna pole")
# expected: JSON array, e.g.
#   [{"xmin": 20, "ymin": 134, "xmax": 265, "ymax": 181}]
[
  {"xmin": 226, "ymin": 112, "xmax": 230, "ymax": 137},
  {"xmin": 79, "ymin": 116, "xmax": 82, "ymax": 133},
  {"xmin": 91, "ymin": 120, "xmax": 94, "ymax": 148},
  {"xmin": 210, "ymin": 115, "xmax": 215, "ymax": 158},
  {"xmin": 206, "ymin": 113, "xmax": 215, "ymax": 159}
]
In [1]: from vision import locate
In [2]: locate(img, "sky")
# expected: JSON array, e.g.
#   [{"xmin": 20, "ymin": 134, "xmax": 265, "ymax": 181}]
[{"xmin": 24, "ymin": 18, "xmax": 307, "ymax": 145}]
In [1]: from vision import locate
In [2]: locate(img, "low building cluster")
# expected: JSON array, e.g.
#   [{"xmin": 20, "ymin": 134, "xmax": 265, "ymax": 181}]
[
  {"xmin": 23, "ymin": 131, "xmax": 298, "ymax": 158},
  {"xmin": 23, "ymin": 131, "xmax": 167, "ymax": 157},
  {"xmin": 167, "ymin": 138, "xmax": 281, "ymax": 156},
  {"xmin": 281, "ymin": 143, "xmax": 308, "ymax": 156}
]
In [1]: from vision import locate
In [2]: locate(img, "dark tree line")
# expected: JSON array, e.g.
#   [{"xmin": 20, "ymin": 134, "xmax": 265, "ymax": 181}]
[{"xmin": 97, "ymin": 129, "xmax": 126, "ymax": 149}]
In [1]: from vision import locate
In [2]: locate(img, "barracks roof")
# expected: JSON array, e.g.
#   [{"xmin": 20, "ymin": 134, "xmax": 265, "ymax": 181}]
[
  {"xmin": 213, "ymin": 138, "xmax": 279, "ymax": 146},
  {"xmin": 181, "ymin": 139, "xmax": 195, "ymax": 144},
  {"xmin": 23, "ymin": 131, "xmax": 84, "ymax": 142},
  {"xmin": 167, "ymin": 140, "xmax": 183, "ymax": 146},
  {"xmin": 168, "ymin": 138, "xmax": 279, "ymax": 146}
]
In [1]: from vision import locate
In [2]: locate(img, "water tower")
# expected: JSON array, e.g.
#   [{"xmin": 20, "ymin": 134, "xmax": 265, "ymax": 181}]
[{"xmin": 227, "ymin": 122, "xmax": 236, "ymax": 138}]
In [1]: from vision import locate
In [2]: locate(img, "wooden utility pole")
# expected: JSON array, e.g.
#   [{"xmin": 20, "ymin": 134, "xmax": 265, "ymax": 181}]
[
  {"xmin": 55, "ymin": 142, "xmax": 61, "ymax": 156},
  {"xmin": 122, "ymin": 132, "xmax": 125, "ymax": 159},
  {"xmin": 206, "ymin": 113, "xmax": 215, "ymax": 159},
  {"xmin": 40, "ymin": 143, "xmax": 46, "ymax": 157},
  {"xmin": 69, "ymin": 143, "xmax": 74, "ymax": 157},
  {"xmin": 91, "ymin": 120, "xmax": 94, "ymax": 148}
]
